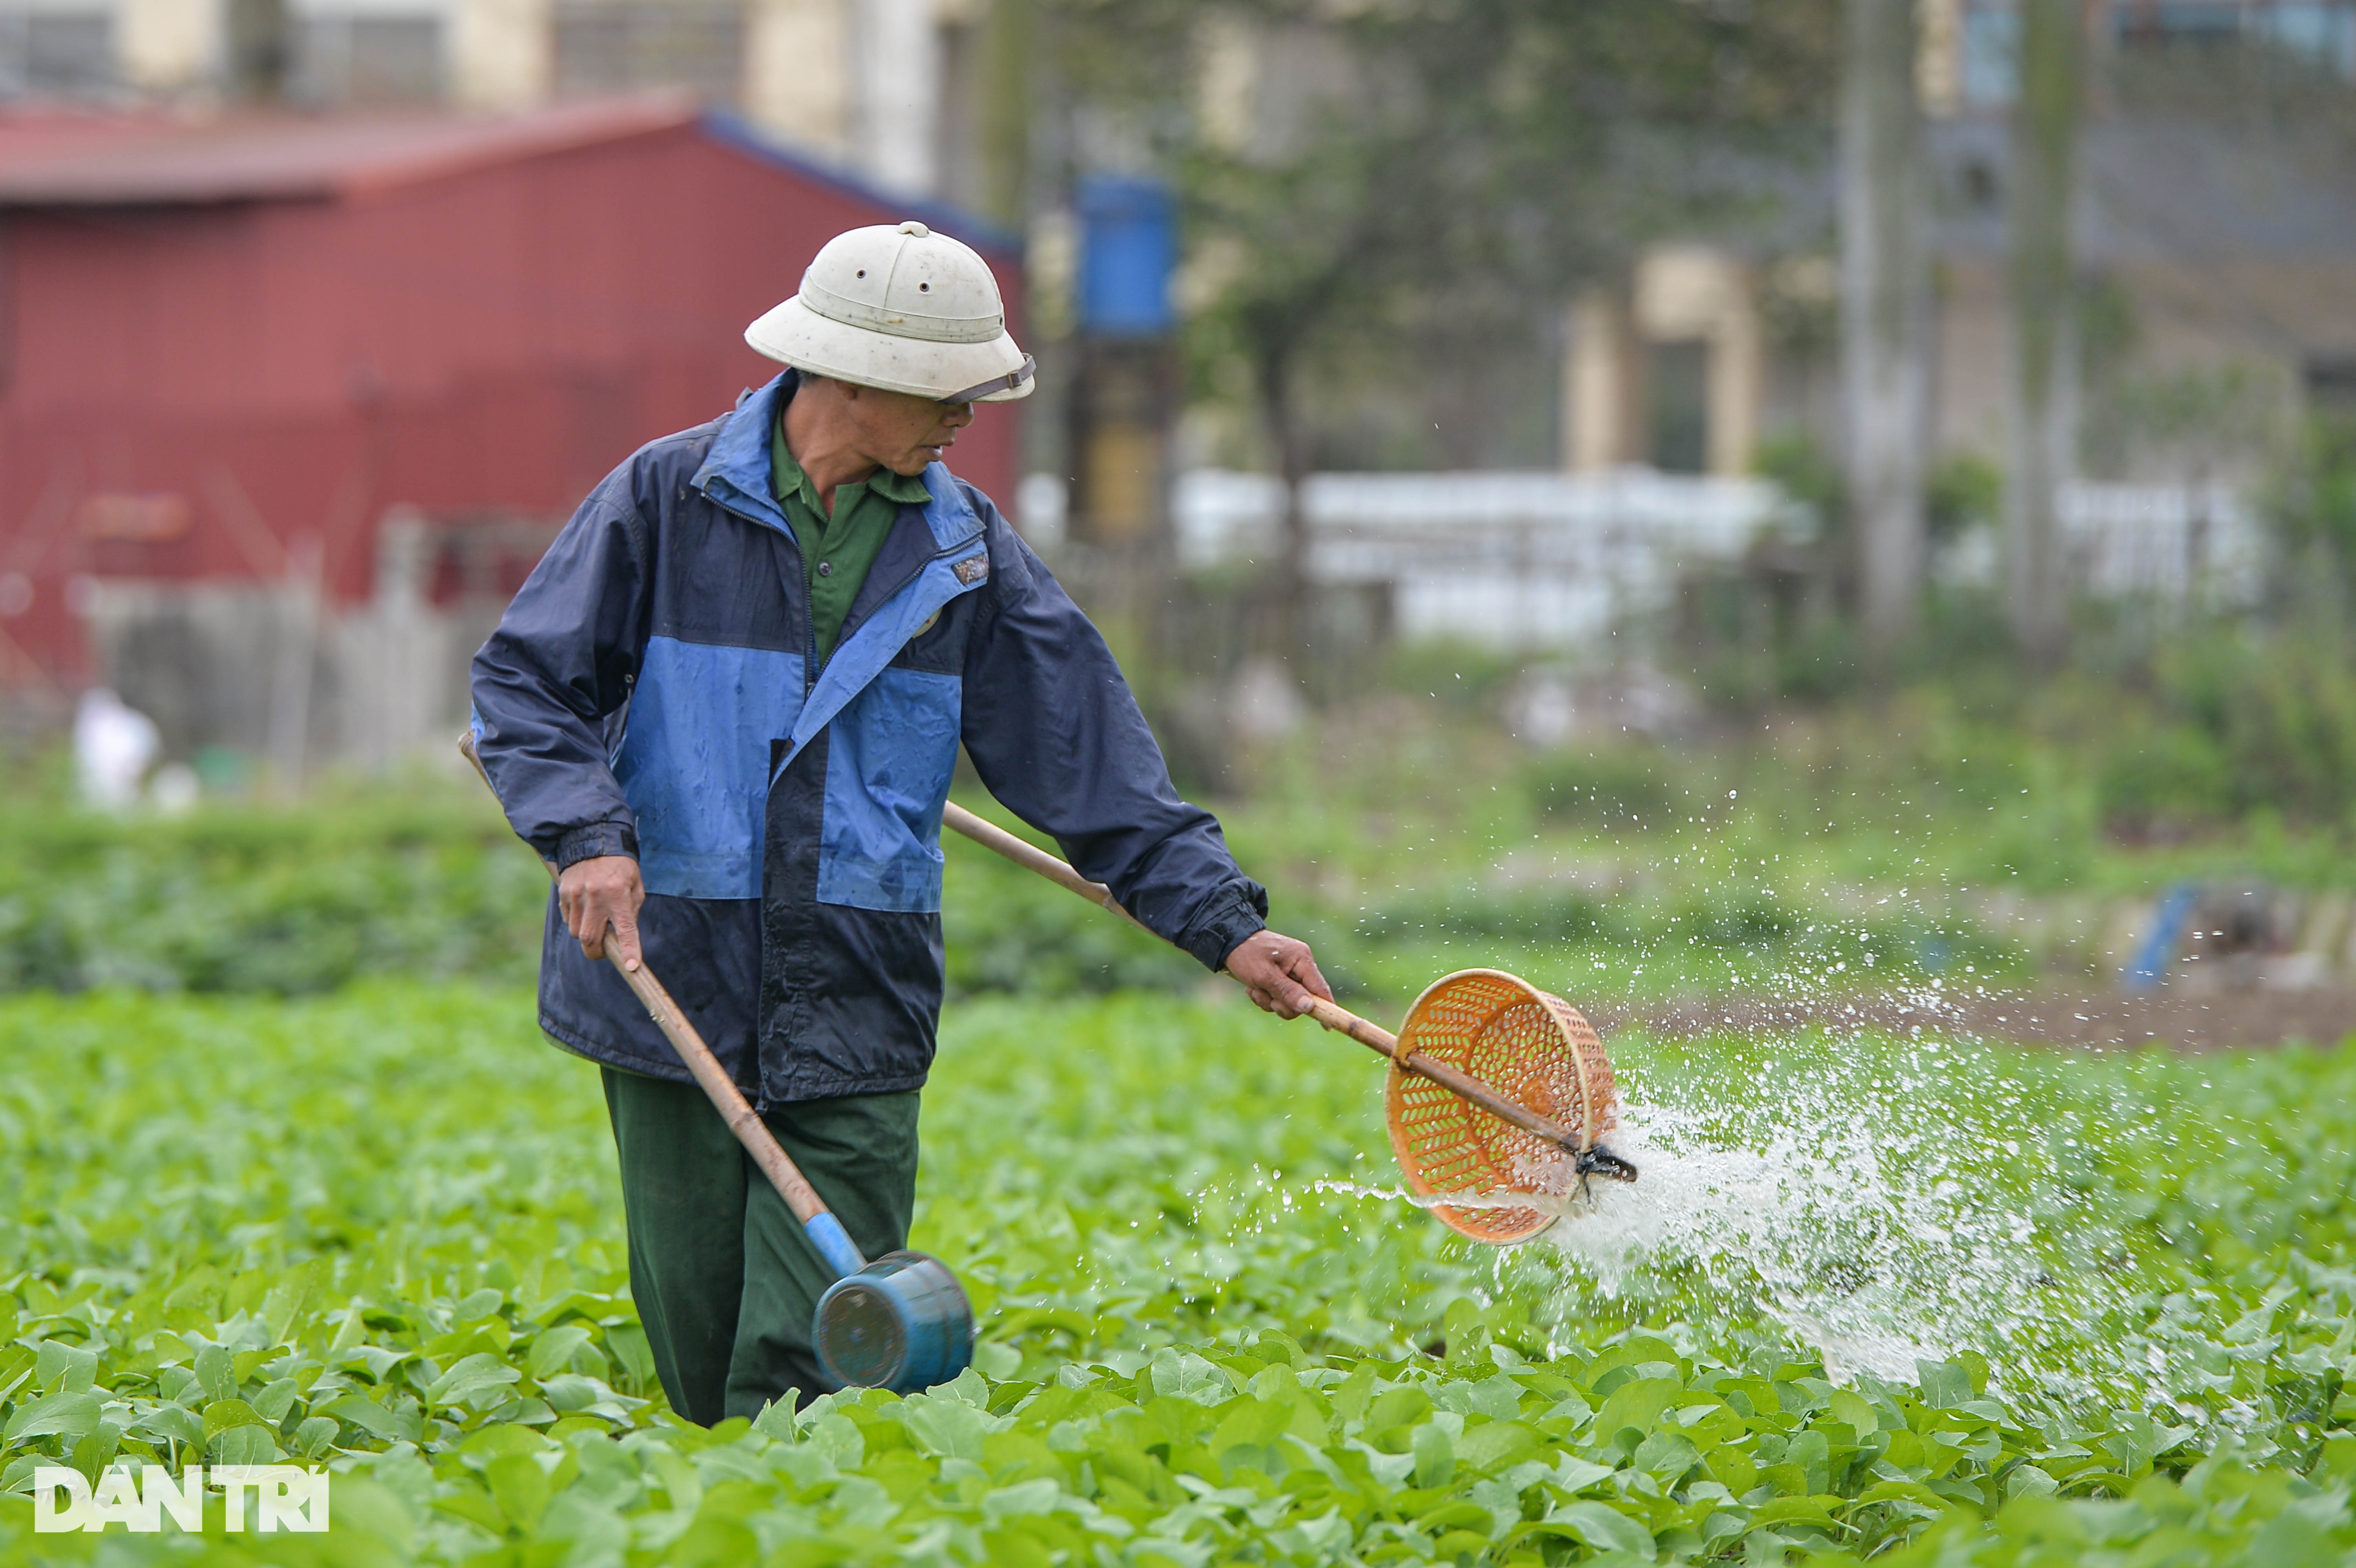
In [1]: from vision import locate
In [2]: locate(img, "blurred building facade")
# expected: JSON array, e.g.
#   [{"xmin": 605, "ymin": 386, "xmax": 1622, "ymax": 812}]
[
  {"xmin": 1561, "ymin": 248, "xmax": 1765, "ymax": 482},
  {"xmin": 1172, "ymin": 0, "xmax": 2356, "ymax": 656},
  {"xmin": 0, "ymin": 0, "xmax": 987, "ymax": 198},
  {"xmin": 0, "ymin": 102, "xmax": 1023, "ymax": 769},
  {"xmin": 1929, "ymin": 0, "xmax": 2356, "ymax": 112},
  {"xmin": 1561, "ymin": 0, "xmax": 2356, "ymax": 489}
]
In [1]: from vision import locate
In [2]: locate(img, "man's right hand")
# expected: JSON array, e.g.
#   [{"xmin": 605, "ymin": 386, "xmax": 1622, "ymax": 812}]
[{"xmin": 558, "ymin": 855, "xmax": 646, "ymax": 971}]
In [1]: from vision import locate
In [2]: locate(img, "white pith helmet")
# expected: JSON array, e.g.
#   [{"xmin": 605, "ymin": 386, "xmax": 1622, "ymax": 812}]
[{"xmin": 746, "ymin": 220, "xmax": 1034, "ymax": 404}]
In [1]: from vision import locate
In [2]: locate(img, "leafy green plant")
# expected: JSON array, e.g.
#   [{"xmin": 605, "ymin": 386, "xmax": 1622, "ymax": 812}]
[
  {"xmin": 1756, "ymin": 434, "xmax": 1844, "ymax": 543},
  {"xmin": 1386, "ymin": 639, "xmax": 1529, "ymax": 712},
  {"xmin": 2150, "ymin": 625, "xmax": 2356, "ymax": 824},
  {"xmin": 1926, "ymin": 453, "xmax": 2003, "ymax": 544},
  {"xmin": 2096, "ymin": 724, "xmax": 2234, "ymax": 837},
  {"xmin": 1524, "ymin": 749, "xmax": 1678, "ymax": 832},
  {"xmin": 0, "ymin": 985, "xmax": 2351, "ymax": 1561},
  {"xmin": 2268, "ymin": 413, "xmax": 2356, "ymax": 605},
  {"xmin": 0, "ymin": 790, "xmax": 549, "ymax": 995}
]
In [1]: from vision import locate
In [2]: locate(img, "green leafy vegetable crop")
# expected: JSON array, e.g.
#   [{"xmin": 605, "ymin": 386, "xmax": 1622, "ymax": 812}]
[
  {"xmin": 0, "ymin": 782, "xmax": 2032, "ymax": 1005},
  {"xmin": 0, "ymin": 985, "xmax": 2351, "ymax": 1563}
]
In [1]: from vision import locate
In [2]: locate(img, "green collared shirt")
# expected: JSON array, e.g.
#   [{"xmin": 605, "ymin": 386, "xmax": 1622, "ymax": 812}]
[{"xmin": 770, "ymin": 418, "xmax": 933, "ymax": 666}]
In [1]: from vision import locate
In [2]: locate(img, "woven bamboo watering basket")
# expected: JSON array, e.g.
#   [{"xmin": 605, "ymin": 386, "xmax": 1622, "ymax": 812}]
[
  {"xmin": 926, "ymin": 803, "xmax": 1636, "ymax": 1245},
  {"xmin": 1387, "ymin": 970, "xmax": 1619, "ymax": 1244}
]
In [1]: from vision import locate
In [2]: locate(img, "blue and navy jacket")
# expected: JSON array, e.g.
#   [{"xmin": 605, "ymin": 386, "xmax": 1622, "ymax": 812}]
[{"xmin": 470, "ymin": 372, "xmax": 1268, "ymax": 1103}]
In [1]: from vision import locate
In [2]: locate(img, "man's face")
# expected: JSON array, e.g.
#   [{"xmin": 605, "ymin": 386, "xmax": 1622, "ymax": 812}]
[{"xmin": 848, "ymin": 384, "xmax": 976, "ymax": 475}]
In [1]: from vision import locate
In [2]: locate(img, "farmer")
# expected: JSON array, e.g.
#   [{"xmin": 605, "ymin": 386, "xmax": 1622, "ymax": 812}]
[{"xmin": 469, "ymin": 221, "xmax": 1330, "ymax": 1424}]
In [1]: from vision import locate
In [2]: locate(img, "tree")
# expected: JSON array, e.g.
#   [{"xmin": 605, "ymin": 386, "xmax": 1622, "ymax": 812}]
[
  {"xmin": 1182, "ymin": 130, "xmax": 1396, "ymax": 635},
  {"xmin": 2005, "ymin": 0, "xmax": 2086, "ymax": 665},
  {"xmin": 976, "ymin": 0, "xmax": 1039, "ymax": 230},
  {"xmin": 1166, "ymin": 0, "xmax": 1840, "ymax": 654},
  {"xmin": 1840, "ymin": 0, "xmax": 1932, "ymax": 659}
]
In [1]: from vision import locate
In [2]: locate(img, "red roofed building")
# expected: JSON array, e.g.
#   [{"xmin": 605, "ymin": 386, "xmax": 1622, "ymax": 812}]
[{"xmin": 0, "ymin": 96, "xmax": 1025, "ymax": 768}]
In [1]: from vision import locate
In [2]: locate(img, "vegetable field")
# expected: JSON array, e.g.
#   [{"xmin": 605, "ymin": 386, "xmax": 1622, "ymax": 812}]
[{"xmin": 2, "ymin": 983, "xmax": 2353, "ymax": 1564}]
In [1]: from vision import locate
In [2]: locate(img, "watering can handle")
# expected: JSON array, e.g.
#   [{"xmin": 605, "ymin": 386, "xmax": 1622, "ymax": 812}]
[
  {"xmin": 938, "ymin": 802, "xmax": 1597, "ymax": 1154},
  {"xmin": 460, "ymin": 733, "xmax": 868, "ymax": 1279}
]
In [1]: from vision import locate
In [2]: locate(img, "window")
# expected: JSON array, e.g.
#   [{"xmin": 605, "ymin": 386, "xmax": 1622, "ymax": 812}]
[
  {"xmin": 552, "ymin": 1, "xmax": 746, "ymax": 105},
  {"xmin": 2118, "ymin": 2, "xmax": 2246, "ymax": 45},
  {"xmin": 0, "ymin": 9, "xmax": 115, "ymax": 101},
  {"xmin": 1959, "ymin": 0, "xmax": 2356, "ymax": 104},
  {"xmin": 1648, "ymin": 340, "xmax": 1711, "ymax": 476},
  {"xmin": 2305, "ymin": 356, "xmax": 2356, "ymax": 413},
  {"xmin": 1958, "ymin": 1, "xmax": 2019, "ymax": 108},
  {"xmin": 291, "ymin": 14, "xmax": 444, "ymax": 104},
  {"xmin": 1959, "ymin": 158, "xmax": 2000, "ymax": 211}
]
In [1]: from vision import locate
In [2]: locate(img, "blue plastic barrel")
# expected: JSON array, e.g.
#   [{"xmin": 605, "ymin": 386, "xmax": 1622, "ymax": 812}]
[{"xmin": 1076, "ymin": 174, "xmax": 1176, "ymax": 338}]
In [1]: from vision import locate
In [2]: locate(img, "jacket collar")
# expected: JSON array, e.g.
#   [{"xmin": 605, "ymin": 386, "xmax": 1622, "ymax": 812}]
[
  {"xmin": 695, "ymin": 371, "xmax": 983, "ymax": 556},
  {"xmin": 914, "ymin": 461, "xmax": 982, "ymax": 552},
  {"xmin": 693, "ymin": 372, "xmax": 797, "ymax": 534}
]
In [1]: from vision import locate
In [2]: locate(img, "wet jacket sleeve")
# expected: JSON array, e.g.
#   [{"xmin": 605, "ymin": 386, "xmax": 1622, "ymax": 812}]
[
  {"xmin": 957, "ymin": 491, "xmax": 1269, "ymax": 972},
  {"xmin": 468, "ymin": 462, "xmax": 656, "ymax": 869}
]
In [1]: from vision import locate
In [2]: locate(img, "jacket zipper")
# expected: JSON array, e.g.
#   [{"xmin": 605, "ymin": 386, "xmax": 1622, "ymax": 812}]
[
  {"xmin": 698, "ymin": 377, "xmax": 977, "ymax": 686},
  {"xmin": 702, "ymin": 481, "xmax": 980, "ymax": 699},
  {"xmin": 695, "ymin": 479, "xmax": 820, "ymax": 697},
  {"xmin": 829, "ymin": 522, "xmax": 982, "ymax": 654}
]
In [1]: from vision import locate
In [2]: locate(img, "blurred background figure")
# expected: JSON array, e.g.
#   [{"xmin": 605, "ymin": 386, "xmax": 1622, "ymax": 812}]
[{"xmin": 71, "ymin": 685, "xmax": 156, "ymax": 809}]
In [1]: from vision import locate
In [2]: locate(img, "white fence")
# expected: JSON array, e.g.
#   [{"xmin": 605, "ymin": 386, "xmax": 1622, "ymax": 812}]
[
  {"xmin": 1173, "ymin": 468, "xmax": 1799, "ymax": 649},
  {"xmin": 2062, "ymin": 483, "xmax": 2262, "ymax": 604},
  {"xmin": 1166, "ymin": 468, "xmax": 2265, "ymax": 651}
]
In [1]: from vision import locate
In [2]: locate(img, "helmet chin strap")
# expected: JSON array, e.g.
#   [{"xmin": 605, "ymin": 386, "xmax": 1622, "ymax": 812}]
[{"xmin": 938, "ymin": 355, "xmax": 1037, "ymax": 406}]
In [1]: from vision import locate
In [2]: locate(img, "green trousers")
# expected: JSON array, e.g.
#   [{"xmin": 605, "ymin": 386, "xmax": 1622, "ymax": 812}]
[{"xmin": 600, "ymin": 1067, "xmax": 921, "ymax": 1425}]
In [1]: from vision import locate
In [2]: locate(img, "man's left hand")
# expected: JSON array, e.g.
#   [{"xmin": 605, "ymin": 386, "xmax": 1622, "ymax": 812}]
[{"xmin": 1224, "ymin": 931, "xmax": 1334, "ymax": 1020}]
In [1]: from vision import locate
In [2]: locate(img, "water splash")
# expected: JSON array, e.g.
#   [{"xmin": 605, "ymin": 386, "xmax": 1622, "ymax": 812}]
[
  {"xmin": 1313, "ymin": 1020, "xmax": 2221, "ymax": 1423},
  {"xmin": 1548, "ymin": 1106, "xmax": 1987, "ymax": 1384},
  {"xmin": 1524, "ymin": 1029, "xmax": 2199, "ymax": 1414}
]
